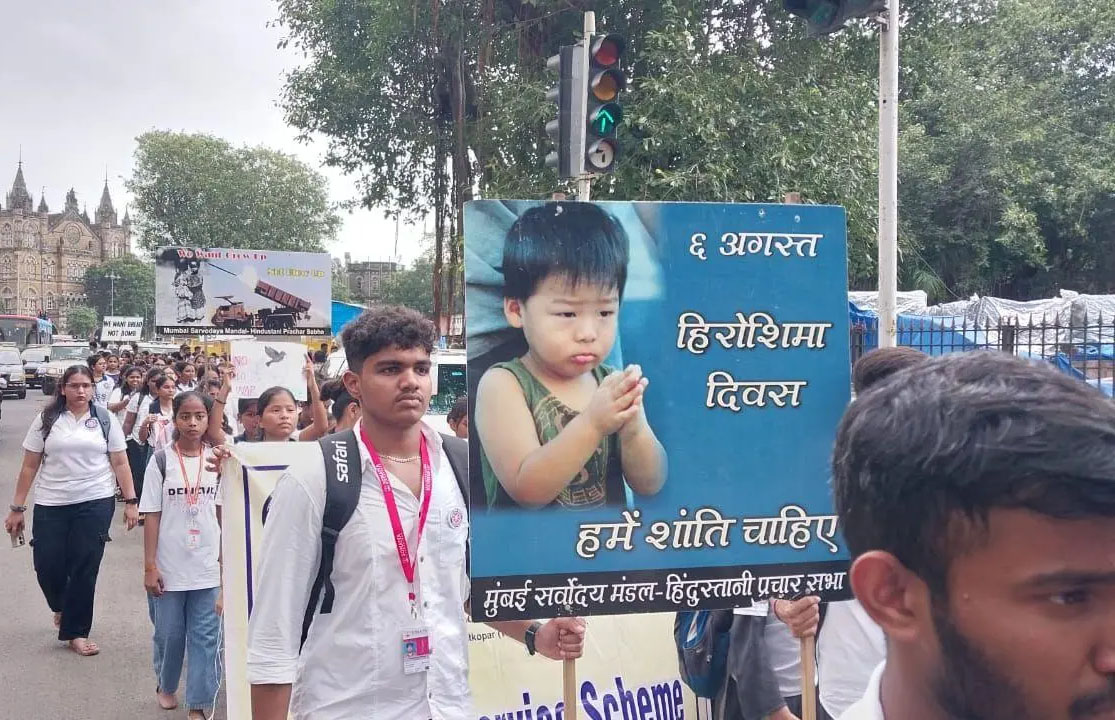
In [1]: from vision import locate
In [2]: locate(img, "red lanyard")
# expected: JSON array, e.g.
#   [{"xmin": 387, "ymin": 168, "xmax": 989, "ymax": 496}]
[
  {"xmin": 359, "ymin": 425, "xmax": 432, "ymax": 614},
  {"xmin": 174, "ymin": 442, "xmax": 205, "ymax": 506}
]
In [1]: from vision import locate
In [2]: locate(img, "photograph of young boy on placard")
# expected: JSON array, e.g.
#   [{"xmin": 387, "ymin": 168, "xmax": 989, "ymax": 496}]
[{"xmin": 472, "ymin": 202, "xmax": 667, "ymax": 511}]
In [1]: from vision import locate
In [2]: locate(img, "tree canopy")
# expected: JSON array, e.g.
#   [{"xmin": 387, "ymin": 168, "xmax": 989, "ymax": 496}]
[
  {"xmin": 127, "ymin": 131, "xmax": 341, "ymax": 254},
  {"xmin": 83, "ymin": 257, "xmax": 156, "ymax": 336},
  {"xmin": 66, "ymin": 306, "xmax": 98, "ymax": 340},
  {"xmin": 276, "ymin": 0, "xmax": 1115, "ymax": 302}
]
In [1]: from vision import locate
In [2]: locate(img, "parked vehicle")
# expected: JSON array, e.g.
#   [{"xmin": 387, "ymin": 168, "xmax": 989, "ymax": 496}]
[
  {"xmin": 0, "ymin": 344, "xmax": 27, "ymax": 399},
  {"xmin": 20, "ymin": 345, "xmax": 50, "ymax": 389},
  {"xmin": 320, "ymin": 348, "xmax": 466, "ymax": 434},
  {"xmin": 39, "ymin": 341, "xmax": 92, "ymax": 395}
]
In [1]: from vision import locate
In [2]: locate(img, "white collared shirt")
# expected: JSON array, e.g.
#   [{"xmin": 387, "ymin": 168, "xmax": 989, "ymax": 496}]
[
  {"xmin": 819, "ymin": 600, "xmax": 887, "ymax": 717},
  {"xmin": 22, "ymin": 408, "xmax": 127, "ymax": 506},
  {"xmin": 838, "ymin": 662, "xmax": 885, "ymax": 720},
  {"xmin": 247, "ymin": 419, "xmax": 471, "ymax": 720}
]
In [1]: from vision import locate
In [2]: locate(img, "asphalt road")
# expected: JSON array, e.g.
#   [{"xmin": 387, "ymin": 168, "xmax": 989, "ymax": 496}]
[{"xmin": 0, "ymin": 392, "xmax": 228, "ymax": 719}]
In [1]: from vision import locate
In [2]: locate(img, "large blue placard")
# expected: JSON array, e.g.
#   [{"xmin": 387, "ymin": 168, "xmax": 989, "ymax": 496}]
[{"xmin": 465, "ymin": 200, "xmax": 852, "ymax": 619}]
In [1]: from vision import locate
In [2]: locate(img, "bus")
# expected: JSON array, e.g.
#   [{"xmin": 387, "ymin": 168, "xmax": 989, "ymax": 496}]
[{"xmin": 0, "ymin": 314, "xmax": 53, "ymax": 349}]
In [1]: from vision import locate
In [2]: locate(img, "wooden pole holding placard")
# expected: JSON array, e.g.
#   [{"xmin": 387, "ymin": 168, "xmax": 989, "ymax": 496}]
[{"xmin": 782, "ymin": 191, "xmax": 818, "ymax": 720}]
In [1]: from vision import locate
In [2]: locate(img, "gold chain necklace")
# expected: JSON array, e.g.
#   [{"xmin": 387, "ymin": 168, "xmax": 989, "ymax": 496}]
[{"xmin": 380, "ymin": 453, "xmax": 420, "ymax": 464}]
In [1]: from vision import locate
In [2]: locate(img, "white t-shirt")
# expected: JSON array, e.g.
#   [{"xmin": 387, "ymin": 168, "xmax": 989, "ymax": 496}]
[
  {"xmin": 139, "ymin": 445, "xmax": 221, "ymax": 592},
  {"xmin": 819, "ymin": 601, "xmax": 887, "ymax": 717},
  {"xmin": 108, "ymin": 387, "xmax": 136, "ymax": 427},
  {"xmin": 126, "ymin": 393, "xmax": 145, "ymax": 443},
  {"xmin": 136, "ymin": 398, "xmax": 175, "ymax": 451},
  {"xmin": 837, "ymin": 662, "xmax": 885, "ymax": 720},
  {"xmin": 22, "ymin": 408, "xmax": 127, "ymax": 506},
  {"xmin": 92, "ymin": 375, "xmax": 115, "ymax": 407}
]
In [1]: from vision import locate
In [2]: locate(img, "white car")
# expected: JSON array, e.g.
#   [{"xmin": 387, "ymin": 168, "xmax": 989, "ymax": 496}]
[
  {"xmin": 40, "ymin": 342, "xmax": 94, "ymax": 395},
  {"xmin": 321, "ymin": 348, "xmax": 466, "ymax": 434}
]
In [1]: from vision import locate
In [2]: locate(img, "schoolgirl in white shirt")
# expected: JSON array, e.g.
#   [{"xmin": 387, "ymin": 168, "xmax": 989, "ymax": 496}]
[{"xmin": 141, "ymin": 390, "xmax": 222, "ymax": 720}]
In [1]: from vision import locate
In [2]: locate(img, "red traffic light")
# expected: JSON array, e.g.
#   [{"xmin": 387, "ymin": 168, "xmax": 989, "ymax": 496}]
[{"xmin": 590, "ymin": 34, "xmax": 625, "ymax": 68}]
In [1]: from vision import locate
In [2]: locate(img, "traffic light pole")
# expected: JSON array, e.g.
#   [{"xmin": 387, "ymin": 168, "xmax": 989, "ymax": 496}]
[
  {"xmin": 576, "ymin": 11, "xmax": 596, "ymax": 203},
  {"xmin": 877, "ymin": 0, "xmax": 899, "ymax": 347}
]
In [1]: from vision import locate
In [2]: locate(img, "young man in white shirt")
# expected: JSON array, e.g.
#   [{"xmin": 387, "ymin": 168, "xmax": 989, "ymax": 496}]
[
  {"xmin": 831, "ymin": 352, "xmax": 1115, "ymax": 720},
  {"xmin": 247, "ymin": 306, "xmax": 586, "ymax": 720}
]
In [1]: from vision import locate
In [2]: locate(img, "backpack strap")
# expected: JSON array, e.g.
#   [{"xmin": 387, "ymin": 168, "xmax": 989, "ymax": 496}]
[
  {"xmin": 154, "ymin": 448, "xmax": 167, "ymax": 480},
  {"xmin": 439, "ymin": 433, "xmax": 470, "ymax": 578},
  {"xmin": 439, "ymin": 433, "xmax": 469, "ymax": 508},
  {"xmin": 302, "ymin": 430, "xmax": 361, "ymax": 649},
  {"xmin": 88, "ymin": 403, "xmax": 112, "ymax": 450}
]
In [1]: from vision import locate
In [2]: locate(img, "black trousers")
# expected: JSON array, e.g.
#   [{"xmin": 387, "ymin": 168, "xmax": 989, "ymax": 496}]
[
  {"xmin": 31, "ymin": 497, "xmax": 115, "ymax": 641},
  {"xmin": 126, "ymin": 440, "xmax": 148, "ymax": 502}
]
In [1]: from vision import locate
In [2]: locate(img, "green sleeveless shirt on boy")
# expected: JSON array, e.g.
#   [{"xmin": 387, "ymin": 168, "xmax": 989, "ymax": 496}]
[{"xmin": 481, "ymin": 357, "xmax": 625, "ymax": 510}]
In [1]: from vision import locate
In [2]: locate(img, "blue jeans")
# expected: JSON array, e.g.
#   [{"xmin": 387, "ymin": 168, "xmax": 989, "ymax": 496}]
[{"xmin": 148, "ymin": 587, "xmax": 222, "ymax": 711}]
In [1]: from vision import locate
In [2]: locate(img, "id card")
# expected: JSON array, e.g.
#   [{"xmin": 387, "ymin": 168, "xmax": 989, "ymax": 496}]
[
  {"xmin": 186, "ymin": 527, "xmax": 201, "ymax": 550},
  {"xmin": 401, "ymin": 627, "xmax": 432, "ymax": 675}
]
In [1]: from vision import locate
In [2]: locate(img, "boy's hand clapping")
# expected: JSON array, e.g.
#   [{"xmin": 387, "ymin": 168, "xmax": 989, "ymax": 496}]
[{"xmin": 585, "ymin": 365, "xmax": 648, "ymax": 436}]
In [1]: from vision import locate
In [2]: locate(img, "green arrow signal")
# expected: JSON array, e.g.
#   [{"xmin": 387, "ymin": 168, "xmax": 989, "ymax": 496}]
[
  {"xmin": 592, "ymin": 103, "xmax": 623, "ymax": 136},
  {"xmin": 598, "ymin": 110, "xmax": 615, "ymax": 133}
]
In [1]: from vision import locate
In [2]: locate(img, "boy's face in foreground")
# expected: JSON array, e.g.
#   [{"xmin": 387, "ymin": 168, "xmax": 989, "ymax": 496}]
[{"xmin": 505, "ymin": 273, "xmax": 620, "ymax": 381}]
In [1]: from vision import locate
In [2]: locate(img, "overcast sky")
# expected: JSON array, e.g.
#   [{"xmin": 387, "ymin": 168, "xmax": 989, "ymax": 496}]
[{"xmin": 0, "ymin": 0, "xmax": 425, "ymax": 265}]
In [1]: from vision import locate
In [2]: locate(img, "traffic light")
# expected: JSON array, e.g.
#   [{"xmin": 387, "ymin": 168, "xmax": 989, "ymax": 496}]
[
  {"xmin": 545, "ymin": 45, "xmax": 587, "ymax": 179},
  {"xmin": 584, "ymin": 33, "xmax": 626, "ymax": 174},
  {"xmin": 783, "ymin": 0, "xmax": 887, "ymax": 37}
]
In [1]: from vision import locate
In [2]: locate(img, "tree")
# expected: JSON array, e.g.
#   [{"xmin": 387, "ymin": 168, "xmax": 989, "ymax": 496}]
[
  {"xmin": 83, "ymin": 257, "xmax": 156, "ymax": 336},
  {"xmin": 127, "ymin": 131, "xmax": 341, "ymax": 253},
  {"xmin": 378, "ymin": 245, "xmax": 464, "ymax": 317},
  {"xmin": 66, "ymin": 306, "xmax": 99, "ymax": 340},
  {"xmin": 277, "ymin": 0, "xmax": 1115, "ymax": 302},
  {"xmin": 331, "ymin": 258, "xmax": 354, "ymax": 303}
]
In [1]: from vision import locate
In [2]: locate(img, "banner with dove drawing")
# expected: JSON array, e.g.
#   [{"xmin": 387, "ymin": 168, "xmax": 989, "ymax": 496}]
[{"xmin": 228, "ymin": 339, "xmax": 308, "ymax": 400}]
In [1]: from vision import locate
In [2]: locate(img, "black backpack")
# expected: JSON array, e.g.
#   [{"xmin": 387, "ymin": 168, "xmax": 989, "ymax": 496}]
[{"xmin": 299, "ymin": 429, "xmax": 469, "ymax": 648}]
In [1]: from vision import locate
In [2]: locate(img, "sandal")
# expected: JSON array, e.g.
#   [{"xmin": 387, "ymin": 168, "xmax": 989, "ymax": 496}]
[
  {"xmin": 156, "ymin": 688, "xmax": 178, "ymax": 710},
  {"xmin": 68, "ymin": 638, "xmax": 99, "ymax": 656}
]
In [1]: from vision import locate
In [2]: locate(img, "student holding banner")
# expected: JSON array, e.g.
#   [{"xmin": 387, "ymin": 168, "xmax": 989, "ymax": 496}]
[
  {"xmin": 243, "ymin": 306, "xmax": 586, "ymax": 720},
  {"xmin": 833, "ymin": 352, "xmax": 1115, "ymax": 720}
]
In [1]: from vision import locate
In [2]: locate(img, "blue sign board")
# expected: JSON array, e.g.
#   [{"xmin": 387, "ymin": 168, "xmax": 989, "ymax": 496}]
[{"xmin": 465, "ymin": 200, "xmax": 852, "ymax": 619}]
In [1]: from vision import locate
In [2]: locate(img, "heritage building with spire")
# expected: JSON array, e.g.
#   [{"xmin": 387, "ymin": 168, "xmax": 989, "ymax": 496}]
[{"xmin": 0, "ymin": 161, "xmax": 131, "ymax": 331}]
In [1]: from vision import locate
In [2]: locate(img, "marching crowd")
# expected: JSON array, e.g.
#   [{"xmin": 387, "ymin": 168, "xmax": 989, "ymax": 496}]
[{"xmin": 3, "ymin": 304, "xmax": 1114, "ymax": 720}]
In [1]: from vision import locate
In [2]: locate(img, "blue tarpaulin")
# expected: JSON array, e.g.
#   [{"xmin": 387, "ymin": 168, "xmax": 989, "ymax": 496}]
[
  {"xmin": 849, "ymin": 303, "xmax": 987, "ymax": 356},
  {"xmin": 852, "ymin": 303, "xmax": 1113, "ymax": 397},
  {"xmin": 331, "ymin": 301, "xmax": 366, "ymax": 337}
]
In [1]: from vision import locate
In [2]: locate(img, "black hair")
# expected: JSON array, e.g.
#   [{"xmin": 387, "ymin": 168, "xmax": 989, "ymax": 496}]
[
  {"xmin": 171, "ymin": 390, "xmax": 214, "ymax": 441},
  {"xmin": 86, "ymin": 354, "xmax": 105, "ymax": 371},
  {"xmin": 257, "ymin": 386, "xmax": 296, "ymax": 415},
  {"xmin": 341, "ymin": 305, "xmax": 436, "ymax": 373},
  {"xmin": 331, "ymin": 388, "xmax": 358, "ymax": 421},
  {"xmin": 502, "ymin": 201, "xmax": 629, "ymax": 302},
  {"xmin": 237, "ymin": 398, "xmax": 259, "ymax": 417},
  {"xmin": 833, "ymin": 351, "xmax": 1115, "ymax": 595},
  {"xmin": 448, "ymin": 395, "xmax": 468, "ymax": 425},
  {"xmin": 118, "ymin": 364, "xmax": 143, "ymax": 391},
  {"xmin": 174, "ymin": 360, "xmax": 192, "ymax": 375},
  {"xmin": 41, "ymin": 365, "xmax": 94, "ymax": 440},
  {"xmin": 852, "ymin": 346, "xmax": 928, "ymax": 395},
  {"xmin": 139, "ymin": 366, "xmax": 164, "ymax": 401}
]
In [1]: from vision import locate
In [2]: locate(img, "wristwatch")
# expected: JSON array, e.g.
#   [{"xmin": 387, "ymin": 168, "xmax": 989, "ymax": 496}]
[
  {"xmin": 524, "ymin": 621, "xmax": 543, "ymax": 656},
  {"xmin": 123, "ymin": 498, "xmax": 140, "ymax": 506},
  {"xmin": 9, "ymin": 504, "xmax": 26, "ymax": 513}
]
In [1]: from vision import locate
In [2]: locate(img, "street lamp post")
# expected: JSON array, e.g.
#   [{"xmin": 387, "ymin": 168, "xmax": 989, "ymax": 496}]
[{"xmin": 106, "ymin": 272, "xmax": 119, "ymax": 316}]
